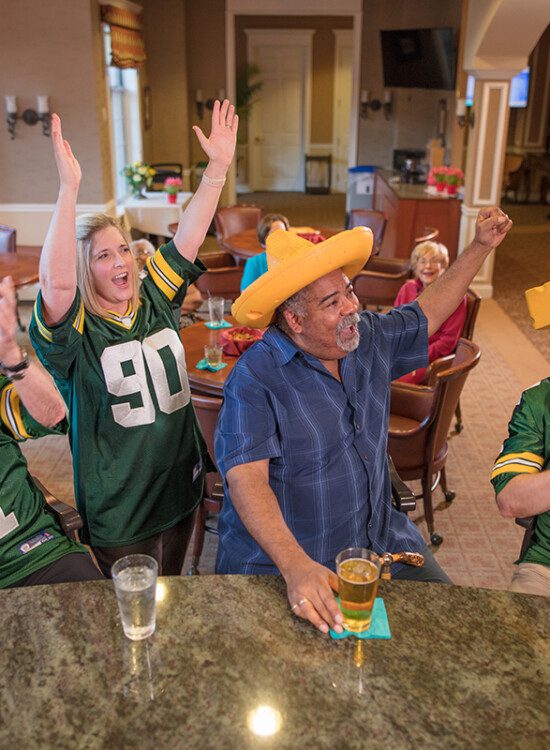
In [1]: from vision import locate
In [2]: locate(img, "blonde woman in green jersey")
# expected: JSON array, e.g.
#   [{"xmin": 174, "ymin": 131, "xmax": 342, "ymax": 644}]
[{"xmin": 30, "ymin": 103, "xmax": 237, "ymax": 576}]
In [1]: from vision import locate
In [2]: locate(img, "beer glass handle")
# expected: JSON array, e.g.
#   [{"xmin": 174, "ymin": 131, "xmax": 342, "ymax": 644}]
[{"xmin": 380, "ymin": 551, "xmax": 425, "ymax": 580}]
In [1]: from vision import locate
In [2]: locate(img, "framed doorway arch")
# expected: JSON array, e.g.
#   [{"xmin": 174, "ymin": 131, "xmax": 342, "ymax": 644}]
[{"xmin": 225, "ymin": 0, "xmax": 363, "ymax": 202}]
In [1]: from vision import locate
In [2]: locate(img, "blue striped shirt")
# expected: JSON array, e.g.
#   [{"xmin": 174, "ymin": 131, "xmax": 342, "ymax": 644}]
[{"xmin": 215, "ymin": 301, "xmax": 428, "ymax": 574}]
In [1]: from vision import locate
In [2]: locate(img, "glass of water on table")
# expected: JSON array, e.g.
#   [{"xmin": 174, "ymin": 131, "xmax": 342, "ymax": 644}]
[{"xmin": 112, "ymin": 554, "xmax": 158, "ymax": 640}]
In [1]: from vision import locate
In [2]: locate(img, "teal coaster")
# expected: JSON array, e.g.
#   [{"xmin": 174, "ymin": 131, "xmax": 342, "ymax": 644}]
[
  {"xmin": 204, "ymin": 320, "xmax": 232, "ymax": 329},
  {"xmin": 195, "ymin": 358, "xmax": 227, "ymax": 372},
  {"xmin": 330, "ymin": 598, "xmax": 391, "ymax": 640}
]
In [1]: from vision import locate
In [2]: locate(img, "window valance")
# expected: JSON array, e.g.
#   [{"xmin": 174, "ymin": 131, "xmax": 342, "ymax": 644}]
[{"xmin": 101, "ymin": 5, "xmax": 146, "ymax": 69}]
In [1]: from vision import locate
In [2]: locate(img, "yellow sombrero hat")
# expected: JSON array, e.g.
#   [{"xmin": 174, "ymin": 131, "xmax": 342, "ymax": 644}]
[
  {"xmin": 232, "ymin": 227, "xmax": 373, "ymax": 328},
  {"xmin": 525, "ymin": 282, "xmax": 550, "ymax": 329}
]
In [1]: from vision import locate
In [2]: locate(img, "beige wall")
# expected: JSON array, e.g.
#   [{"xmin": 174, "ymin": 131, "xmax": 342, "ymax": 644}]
[
  {"xmin": 0, "ymin": 0, "xmax": 111, "ymax": 205},
  {"xmin": 185, "ymin": 0, "xmax": 226, "ymax": 170},
  {"xmin": 358, "ymin": 0, "xmax": 462, "ymax": 167},
  {"xmin": 141, "ymin": 0, "xmax": 189, "ymax": 168}
]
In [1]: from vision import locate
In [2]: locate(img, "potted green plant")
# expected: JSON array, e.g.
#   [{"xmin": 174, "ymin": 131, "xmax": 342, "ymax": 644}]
[{"xmin": 164, "ymin": 177, "xmax": 183, "ymax": 204}]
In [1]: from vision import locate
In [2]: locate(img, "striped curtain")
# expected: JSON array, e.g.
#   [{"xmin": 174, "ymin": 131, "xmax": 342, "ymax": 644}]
[{"xmin": 101, "ymin": 5, "xmax": 146, "ymax": 69}]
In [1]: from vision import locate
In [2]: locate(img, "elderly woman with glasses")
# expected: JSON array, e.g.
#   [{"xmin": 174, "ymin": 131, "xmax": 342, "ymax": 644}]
[{"xmin": 393, "ymin": 240, "xmax": 467, "ymax": 384}]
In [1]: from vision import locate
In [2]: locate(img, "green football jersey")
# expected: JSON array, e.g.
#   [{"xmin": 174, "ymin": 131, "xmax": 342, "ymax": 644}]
[
  {"xmin": 0, "ymin": 376, "xmax": 86, "ymax": 588},
  {"xmin": 491, "ymin": 378, "xmax": 550, "ymax": 567},
  {"xmin": 30, "ymin": 241, "xmax": 209, "ymax": 547}
]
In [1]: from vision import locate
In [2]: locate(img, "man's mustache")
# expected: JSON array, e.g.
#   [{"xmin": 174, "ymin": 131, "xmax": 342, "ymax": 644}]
[{"xmin": 336, "ymin": 313, "xmax": 360, "ymax": 332}]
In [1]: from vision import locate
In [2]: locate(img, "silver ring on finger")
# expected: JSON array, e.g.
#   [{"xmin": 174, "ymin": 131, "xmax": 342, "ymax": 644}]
[{"xmin": 291, "ymin": 597, "xmax": 309, "ymax": 612}]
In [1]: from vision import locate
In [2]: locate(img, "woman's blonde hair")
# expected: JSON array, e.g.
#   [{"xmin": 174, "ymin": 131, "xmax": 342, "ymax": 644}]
[
  {"xmin": 75, "ymin": 214, "xmax": 140, "ymax": 317},
  {"xmin": 410, "ymin": 240, "xmax": 450, "ymax": 271}
]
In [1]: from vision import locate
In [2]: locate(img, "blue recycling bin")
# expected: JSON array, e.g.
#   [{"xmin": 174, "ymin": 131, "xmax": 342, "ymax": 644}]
[{"xmin": 346, "ymin": 165, "xmax": 376, "ymax": 215}]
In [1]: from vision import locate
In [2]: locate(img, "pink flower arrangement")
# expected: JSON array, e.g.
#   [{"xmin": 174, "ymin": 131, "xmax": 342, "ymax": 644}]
[
  {"xmin": 164, "ymin": 177, "xmax": 183, "ymax": 194},
  {"xmin": 428, "ymin": 166, "xmax": 464, "ymax": 186}
]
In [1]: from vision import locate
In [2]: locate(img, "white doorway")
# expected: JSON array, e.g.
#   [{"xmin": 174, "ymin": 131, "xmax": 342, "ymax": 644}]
[
  {"xmin": 332, "ymin": 30, "xmax": 353, "ymax": 193},
  {"xmin": 246, "ymin": 29, "xmax": 313, "ymax": 191}
]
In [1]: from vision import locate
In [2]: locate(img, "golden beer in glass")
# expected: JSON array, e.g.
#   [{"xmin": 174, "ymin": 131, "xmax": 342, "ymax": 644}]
[{"xmin": 336, "ymin": 548, "xmax": 381, "ymax": 633}]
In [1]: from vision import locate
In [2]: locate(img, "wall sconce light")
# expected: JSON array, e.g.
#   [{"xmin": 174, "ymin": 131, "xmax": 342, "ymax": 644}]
[
  {"xmin": 5, "ymin": 96, "xmax": 17, "ymax": 139},
  {"xmin": 360, "ymin": 90, "xmax": 392, "ymax": 119},
  {"xmin": 456, "ymin": 98, "xmax": 474, "ymax": 129},
  {"xmin": 196, "ymin": 89, "xmax": 227, "ymax": 118},
  {"xmin": 4, "ymin": 95, "xmax": 51, "ymax": 138}
]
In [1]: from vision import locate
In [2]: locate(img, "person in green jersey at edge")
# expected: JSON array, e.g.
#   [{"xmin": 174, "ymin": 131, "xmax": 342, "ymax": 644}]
[
  {"xmin": 30, "ymin": 102, "xmax": 238, "ymax": 577},
  {"xmin": 491, "ymin": 281, "xmax": 550, "ymax": 597},
  {"xmin": 0, "ymin": 276, "xmax": 102, "ymax": 587}
]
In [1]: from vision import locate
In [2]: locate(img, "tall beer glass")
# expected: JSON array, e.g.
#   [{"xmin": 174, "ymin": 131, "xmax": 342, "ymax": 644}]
[{"xmin": 336, "ymin": 547, "xmax": 381, "ymax": 633}]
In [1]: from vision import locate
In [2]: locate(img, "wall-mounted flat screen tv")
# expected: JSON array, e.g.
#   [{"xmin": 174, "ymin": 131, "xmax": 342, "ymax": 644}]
[
  {"xmin": 380, "ymin": 27, "xmax": 456, "ymax": 90},
  {"xmin": 465, "ymin": 68, "xmax": 530, "ymax": 108}
]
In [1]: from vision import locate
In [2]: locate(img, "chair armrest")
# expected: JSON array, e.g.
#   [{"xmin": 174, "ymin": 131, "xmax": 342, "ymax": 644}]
[
  {"xmin": 32, "ymin": 475, "xmax": 83, "ymax": 539},
  {"xmin": 515, "ymin": 516, "xmax": 536, "ymax": 531},
  {"xmin": 425, "ymin": 355, "xmax": 455, "ymax": 385},
  {"xmin": 388, "ymin": 456, "xmax": 417, "ymax": 513}
]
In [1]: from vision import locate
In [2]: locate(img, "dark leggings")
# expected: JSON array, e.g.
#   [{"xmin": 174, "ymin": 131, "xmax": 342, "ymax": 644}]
[
  {"xmin": 392, "ymin": 545, "xmax": 452, "ymax": 584},
  {"xmin": 92, "ymin": 513, "xmax": 195, "ymax": 578},
  {"xmin": 9, "ymin": 552, "xmax": 103, "ymax": 587}
]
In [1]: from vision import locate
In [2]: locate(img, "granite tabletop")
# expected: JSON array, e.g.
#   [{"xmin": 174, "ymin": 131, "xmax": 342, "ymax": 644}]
[
  {"xmin": 0, "ymin": 576, "xmax": 548, "ymax": 749},
  {"xmin": 376, "ymin": 169, "xmax": 462, "ymax": 201}
]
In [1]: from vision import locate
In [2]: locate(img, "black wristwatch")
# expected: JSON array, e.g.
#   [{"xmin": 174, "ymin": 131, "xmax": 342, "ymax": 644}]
[{"xmin": 0, "ymin": 348, "xmax": 30, "ymax": 380}]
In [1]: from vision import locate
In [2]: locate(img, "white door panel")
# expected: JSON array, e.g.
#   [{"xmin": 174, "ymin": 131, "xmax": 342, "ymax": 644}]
[{"xmin": 247, "ymin": 30, "xmax": 313, "ymax": 192}]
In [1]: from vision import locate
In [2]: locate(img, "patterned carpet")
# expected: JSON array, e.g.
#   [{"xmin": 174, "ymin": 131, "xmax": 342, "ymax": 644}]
[{"xmin": 18, "ymin": 195, "xmax": 548, "ymax": 589}]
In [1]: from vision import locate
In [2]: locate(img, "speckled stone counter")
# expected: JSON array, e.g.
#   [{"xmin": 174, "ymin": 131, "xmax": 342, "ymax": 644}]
[{"xmin": 1, "ymin": 577, "xmax": 548, "ymax": 749}]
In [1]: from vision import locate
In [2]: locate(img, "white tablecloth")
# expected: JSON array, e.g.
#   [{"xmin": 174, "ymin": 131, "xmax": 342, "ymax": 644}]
[{"xmin": 123, "ymin": 192, "xmax": 193, "ymax": 236}]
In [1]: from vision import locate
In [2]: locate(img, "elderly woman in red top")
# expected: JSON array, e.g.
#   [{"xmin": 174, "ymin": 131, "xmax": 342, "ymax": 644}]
[{"xmin": 394, "ymin": 241, "xmax": 467, "ymax": 384}]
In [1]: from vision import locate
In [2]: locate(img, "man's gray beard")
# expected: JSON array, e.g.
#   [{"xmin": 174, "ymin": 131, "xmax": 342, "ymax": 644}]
[{"xmin": 336, "ymin": 313, "xmax": 361, "ymax": 352}]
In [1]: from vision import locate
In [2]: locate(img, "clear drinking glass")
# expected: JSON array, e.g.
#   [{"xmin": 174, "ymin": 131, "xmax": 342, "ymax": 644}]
[
  {"xmin": 336, "ymin": 547, "xmax": 381, "ymax": 632},
  {"xmin": 112, "ymin": 554, "xmax": 158, "ymax": 641},
  {"xmin": 208, "ymin": 296, "xmax": 225, "ymax": 326},
  {"xmin": 204, "ymin": 343, "xmax": 223, "ymax": 367}
]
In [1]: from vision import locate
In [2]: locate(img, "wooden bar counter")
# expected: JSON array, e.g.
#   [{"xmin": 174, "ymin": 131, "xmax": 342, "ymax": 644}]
[{"xmin": 374, "ymin": 170, "xmax": 462, "ymax": 262}]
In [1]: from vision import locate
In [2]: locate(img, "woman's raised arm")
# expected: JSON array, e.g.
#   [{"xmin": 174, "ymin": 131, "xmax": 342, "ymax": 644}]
[
  {"xmin": 39, "ymin": 113, "xmax": 82, "ymax": 325},
  {"xmin": 172, "ymin": 99, "xmax": 238, "ymax": 263}
]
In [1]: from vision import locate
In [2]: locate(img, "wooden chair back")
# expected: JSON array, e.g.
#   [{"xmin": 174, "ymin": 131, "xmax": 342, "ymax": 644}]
[
  {"xmin": 149, "ymin": 163, "xmax": 183, "ymax": 191},
  {"xmin": 214, "ymin": 205, "xmax": 263, "ymax": 243},
  {"xmin": 388, "ymin": 339, "xmax": 481, "ymax": 543},
  {"xmin": 348, "ymin": 209, "xmax": 387, "ymax": 253}
]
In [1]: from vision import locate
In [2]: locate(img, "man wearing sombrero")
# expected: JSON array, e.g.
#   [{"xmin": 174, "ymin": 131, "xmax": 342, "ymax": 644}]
[
  {"xmin": 215, "ymin": 206, "xmax": 512, "ymax": 633},
  {"xmin": 491, "ymin": 281, "xmax": 550, "ymax": 597}
]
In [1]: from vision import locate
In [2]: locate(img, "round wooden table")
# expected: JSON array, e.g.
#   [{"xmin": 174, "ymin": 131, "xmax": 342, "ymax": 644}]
[
  {"xmin": 180, "ymin": 316, "xmax": 241, "ymax": 395},
  {"xmin": 222, "ymin": 226, "xmax": 340, "ymax": 265},
  {"xmin": 0, "ymin": 249, "xmax": 40, "ymax": 287}
]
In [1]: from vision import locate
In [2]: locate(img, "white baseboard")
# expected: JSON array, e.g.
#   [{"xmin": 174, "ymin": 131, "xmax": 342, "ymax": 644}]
[{"xmin": 0, "ymin": 201, "xmax": 117, "ymax": 246}]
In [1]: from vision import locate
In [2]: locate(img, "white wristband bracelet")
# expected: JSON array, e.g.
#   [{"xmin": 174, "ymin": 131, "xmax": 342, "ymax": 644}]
[{"xmin": 202, "ymin": 172, "xmax": 226, "ymax": 188}]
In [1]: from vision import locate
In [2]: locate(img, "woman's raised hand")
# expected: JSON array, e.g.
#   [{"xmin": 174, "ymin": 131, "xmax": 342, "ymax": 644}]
[
  {"xmin": 192, "ymin": 99, "xmax": 238, "ymax": 173},
  {"xmin": 51, "ymin": 113, "xmax": 82, "ymax": 192}
]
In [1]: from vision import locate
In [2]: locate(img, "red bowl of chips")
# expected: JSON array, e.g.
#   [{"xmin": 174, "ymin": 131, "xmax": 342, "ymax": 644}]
[{"xmin": 220, "ymin": 326, "xmax": 264, "ymax": 356}]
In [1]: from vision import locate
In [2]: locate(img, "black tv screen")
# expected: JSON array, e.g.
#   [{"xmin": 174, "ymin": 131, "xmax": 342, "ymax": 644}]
[{"xmin": 380, "ymin": 27, "xmax": 456, "ymax": 90}]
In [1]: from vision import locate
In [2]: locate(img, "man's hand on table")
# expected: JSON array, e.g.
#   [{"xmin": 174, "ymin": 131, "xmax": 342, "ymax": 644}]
[{"xmin": 283, "ymin": 556, "xmax": 344, "ymax": 634}]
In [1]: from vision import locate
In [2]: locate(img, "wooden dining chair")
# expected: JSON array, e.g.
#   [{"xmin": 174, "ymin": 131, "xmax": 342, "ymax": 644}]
[
  {"xmin": 188, "ymin": 393, "xmax": 224, "ymax": 575},
  {"xmin": 414, "ymin": 226, "xmax": 440, "ymax": 243},
  {"xmin": 32, "ymin": 475, "xmax": 83, "ymax": 542},
  {"xmin": 352, "ymin": 257, "xmax": 412, "ymax": 309},
  {"xmin": 348, "ymin": 209, "xmax": 387, "ymax": 254},
  {"xmin": 194, "ymin": 252, "xmax": 243, "ymax": 301},
  {"xmin": 388, "ymin": 339, "xmax": 481, "ymax": 545},
  {"xmin": 214, "ymin": 205, "xmax": 263, "ymax": 246}
]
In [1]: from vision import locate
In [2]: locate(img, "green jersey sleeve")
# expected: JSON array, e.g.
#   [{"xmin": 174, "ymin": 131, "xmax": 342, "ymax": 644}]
[
  {"xmin": 29, "ymin": 290, "xmax": 85, "ymax": 381},
  {"xmin": 142, "ymin": 240, "xmax": 206, "ymax": 308},
  {"xmin": 0, "ymin": 376, "xmax": 67, "ymax": 442},
  {"xmin": 491, "ymin": 384, "xmax": 546, "ymax": 495}
]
